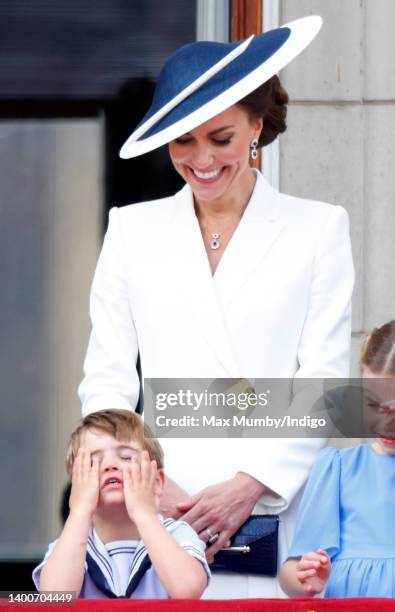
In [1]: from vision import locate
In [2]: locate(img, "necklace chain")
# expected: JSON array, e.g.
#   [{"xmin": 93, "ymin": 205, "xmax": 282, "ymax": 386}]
[{"xmin": 196, "ymin": 201, "xmax": 249, "ymax": 250}]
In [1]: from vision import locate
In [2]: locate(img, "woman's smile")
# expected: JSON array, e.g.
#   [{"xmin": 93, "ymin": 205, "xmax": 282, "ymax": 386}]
[{"xmin": 188, "ymin": 166, "xmax": 226, "ymax": 184}]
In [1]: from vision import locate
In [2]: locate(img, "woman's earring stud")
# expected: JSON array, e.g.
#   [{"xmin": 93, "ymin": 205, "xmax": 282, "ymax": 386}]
[{"xmin": 250, "ymin": 138, "xmax": 259, "ymax": 160}]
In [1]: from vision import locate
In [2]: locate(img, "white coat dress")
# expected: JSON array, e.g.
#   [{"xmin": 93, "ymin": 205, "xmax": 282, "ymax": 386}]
[{"xmin": 79, "ymin": 170, "xmax": 354, "ymax": 597}]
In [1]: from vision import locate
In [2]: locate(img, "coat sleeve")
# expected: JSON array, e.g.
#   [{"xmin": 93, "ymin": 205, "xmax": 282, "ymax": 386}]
[
  {"xmin": 294, "ymin": 205, "xmax": 354, "ymax": 380},
  {"xmin": 78, "ymin": 207, "xmax": 140, "ymax": 416},
  {"xmin": 234, "ymin": 205, "xmax": 354, "ymax": 509}
]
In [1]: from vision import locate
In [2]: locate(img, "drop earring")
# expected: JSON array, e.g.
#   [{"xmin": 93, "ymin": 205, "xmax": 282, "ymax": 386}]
[{"xmin": 250, "ymin": 138, "xmax": 259, "ymax": 160}]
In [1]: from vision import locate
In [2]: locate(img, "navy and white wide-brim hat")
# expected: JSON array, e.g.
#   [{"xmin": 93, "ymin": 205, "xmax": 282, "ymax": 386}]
[{"xmin": 120, "ymin": 15, "xmax": 322, "ymax": 159}]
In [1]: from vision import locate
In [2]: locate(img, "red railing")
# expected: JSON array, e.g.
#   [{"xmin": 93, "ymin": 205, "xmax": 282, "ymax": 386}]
[{"xmin": 1, "ymin": 598, "xmax": 394, "ymax": 611}]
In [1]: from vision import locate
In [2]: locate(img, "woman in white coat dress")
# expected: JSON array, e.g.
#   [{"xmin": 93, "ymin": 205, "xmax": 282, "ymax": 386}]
[{"xmin": 79, "ymin": 16, "xmax": 354, "ymax": 597}]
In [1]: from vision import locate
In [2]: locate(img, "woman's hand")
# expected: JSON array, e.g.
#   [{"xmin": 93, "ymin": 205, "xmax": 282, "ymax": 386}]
[
  {"xmin": 69, "ymin": 448, "xmax": 99, "ymax": 517},
  {"xmin": 296, "ymin": 549, "xmax": 331, "ymax": 595},
  {"xmin": 176, "ymin": 472, "xmax": 266, "ymax": 563},
  {"xmin": 159, "ymin": 476, "xmax": 190, "ymax": 519}
]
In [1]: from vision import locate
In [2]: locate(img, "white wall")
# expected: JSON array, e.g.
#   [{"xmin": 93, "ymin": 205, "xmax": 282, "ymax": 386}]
[{"xmin": 279, "ymin": 0, "xmax": 395, "ymax": 374}]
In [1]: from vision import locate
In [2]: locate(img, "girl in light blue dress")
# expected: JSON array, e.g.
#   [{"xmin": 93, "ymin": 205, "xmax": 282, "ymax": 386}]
[{"xmin": 279, "ymin": 320, "xmax": 395, "ymax": 598}]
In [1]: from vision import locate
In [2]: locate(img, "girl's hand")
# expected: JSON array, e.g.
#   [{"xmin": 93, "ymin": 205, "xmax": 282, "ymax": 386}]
[
  {"xmin": 123, "ymin": 451, "xmax": 158, "ymax": 522},
  {"xmin": 176, "ymin": 472, "xmax": 266, "ymax": 563},
  {"xmin": 69, "ymin": 448, "xmax": 100, "ymax": 517},
  {"xmin": 296, "ymin": 549, "xmax": 331, "ymax": 594}
]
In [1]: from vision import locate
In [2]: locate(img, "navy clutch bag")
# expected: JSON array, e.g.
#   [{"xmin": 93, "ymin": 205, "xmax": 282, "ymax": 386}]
[{"xmin": 210, "ymin": 515, "xmax": 279, "ymax": 576}]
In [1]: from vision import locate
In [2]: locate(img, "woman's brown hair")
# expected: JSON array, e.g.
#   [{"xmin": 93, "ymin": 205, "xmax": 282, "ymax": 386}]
[
  {"xmin": 360, "ymin": 320, "xmax": 395, "ymax": 375},
  {"xmin": 238, "ymin": 75, "xmax": 289, "ymax": 147}
]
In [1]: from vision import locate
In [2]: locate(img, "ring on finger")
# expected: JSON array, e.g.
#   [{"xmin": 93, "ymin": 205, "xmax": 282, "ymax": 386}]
[
  {"xmin": 203, "ymin": 527, "xmax": 213, "ymax": 539},
  {"xmin": 208, "ymin": 532, "xmax": 220, "ymax": 545}
]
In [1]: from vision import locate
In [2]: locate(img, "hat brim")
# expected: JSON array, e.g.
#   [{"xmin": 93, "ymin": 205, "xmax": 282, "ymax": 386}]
[{"xmin": 120, "ymin": 15, "xmax": 322, "ymax": 159}]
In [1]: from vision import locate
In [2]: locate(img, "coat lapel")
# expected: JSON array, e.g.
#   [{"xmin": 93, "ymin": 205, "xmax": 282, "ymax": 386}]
[
  {"xmin": 213, "ymin": 171, "xmax": 285, "ymax": 311},
  {"xmin": 169, "ymin": 185, "xmax": 241, "ymax": 376},
  {"xmin": 166, "ymin": 172, "xmax": 285, "ymax": 376}
]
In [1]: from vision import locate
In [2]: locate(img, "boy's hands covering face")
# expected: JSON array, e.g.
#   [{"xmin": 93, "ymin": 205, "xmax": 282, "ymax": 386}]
[
  {"xmin": 123, "ymin": 451, "xmax": 159, "ymax": 522},
  {"xmin": 69, "ymin": 448, "xmax": 99, "ymax": 516}
]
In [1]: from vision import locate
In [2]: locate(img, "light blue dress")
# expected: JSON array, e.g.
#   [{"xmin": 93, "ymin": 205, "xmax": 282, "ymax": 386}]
[{"xmin": 288, "ymin": 445, "xmax": 395, "ymax": 597}]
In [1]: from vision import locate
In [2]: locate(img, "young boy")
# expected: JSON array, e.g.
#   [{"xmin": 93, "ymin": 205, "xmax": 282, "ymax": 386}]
[{"xmin": 32, "ymin": 410, "xmax": 210, "ymax": 599}]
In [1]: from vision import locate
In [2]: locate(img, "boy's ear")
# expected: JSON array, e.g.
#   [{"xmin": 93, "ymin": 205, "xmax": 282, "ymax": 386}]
[{"xmin": 154, "ymin": 468, "xmax": 165, "ymax": 496}]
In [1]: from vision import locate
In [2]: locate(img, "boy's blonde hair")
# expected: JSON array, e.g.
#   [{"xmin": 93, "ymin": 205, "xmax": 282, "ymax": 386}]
[{"xmin": 66, "ymin": 409, "xmax": 164, "ymax": 476}]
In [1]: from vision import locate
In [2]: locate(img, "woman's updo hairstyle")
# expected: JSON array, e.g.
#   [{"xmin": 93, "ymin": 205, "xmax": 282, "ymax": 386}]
[
  {"xmin": 238, "ymin": 75, "xmax": 289, "ymax": 147},
  {"xmin": 360, "ymin": 320, "xmax": 395, "ymax": 375}
]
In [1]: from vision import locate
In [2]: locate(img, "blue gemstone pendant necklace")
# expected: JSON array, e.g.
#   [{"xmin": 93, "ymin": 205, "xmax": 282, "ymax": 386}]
[{"xmin": 210, "ymin": 233, "xmax": 220, "ymax": 250}]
